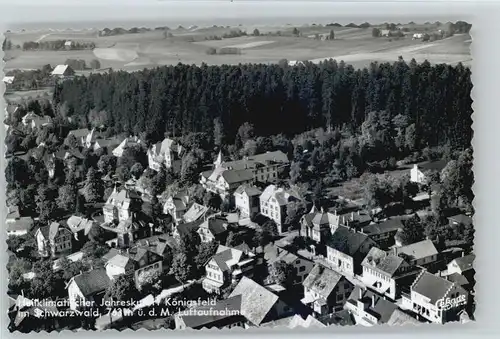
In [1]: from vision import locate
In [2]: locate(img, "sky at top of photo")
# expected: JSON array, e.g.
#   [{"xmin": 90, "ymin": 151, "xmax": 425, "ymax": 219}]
[{"xmin": 1, "ymin": 0, "xmax": 475, "ymax": 31}]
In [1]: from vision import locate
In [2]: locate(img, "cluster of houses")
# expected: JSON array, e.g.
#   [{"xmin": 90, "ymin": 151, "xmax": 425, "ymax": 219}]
[{"xmin": 7, "ymin": 127, "xmax": 474, "ymax": 330}]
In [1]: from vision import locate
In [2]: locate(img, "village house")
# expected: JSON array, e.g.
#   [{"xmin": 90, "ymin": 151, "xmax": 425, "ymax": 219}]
[
  {"xmin": 260, "ymin": 184, "xmax": 304, "ymax": 234},
  {"xmin": 6, "ymin": 206, "xmax": 33, "ymax": 236},
  {"xmin": 6, "ymin": 217, "xmax": 33, "ymax": 237},
  {"xmin": 92, "ymin": 138, "xmax": 122, "ymax": 154},
  {"xmin": 21, "ymin": 112, "xmax": 52, "ymax": 130},
  {"xmin": 344, "ymin": 286, "xmax": 399, "ymax": 326},
  {"xmin": 446, "ymin": 253, "xmax": 475, "ymax": 283},
  {"xmin": 360, "ymin": 247, "xmax": 421, "ymax": 301},
  {"xmin": 197, "ymin": 214, "xmax": 233, "ymax": 243},
  {"xmin": 202, "ymin": 245, "xmax": 257, "ymax": 294},
  {"xmin": 182, "ymin": 202, "xmax": 214, "ymax": 223},
  {"xmin": 103, "ymin": 186, "xmax": 141, "ymax": 224},
  {"xmin": 410, "ymin": 160, "xmax": 448, "ymax": 185},
  {"xmin": 401, "ymin": 270, "xmax": 468, "ymax": 324},
  {"xmin": 67, "ymin": 268, "xmax": 110, "ymax": 310},
  {"xmin": 163, "ymin": 190, "xmax": 191, "ymax": 225},
  {"xmin": 338, "ymin": 210, "xmax": 372, "ymax": 229},
  {"xmin": 35, "ymin": 222, "xmax": 73, "ymax": 257},
  {"xmin": 147, "ymin": 137, "xmax": 183, "ymax": 172},
  {"xmin": 234, "ymin": 184, "xmax": 262, "ymax": 220},
  {"xmin": 301, "ymin": 264, "xmax": 354, "ymax": 315},
  {"xmin": 67, "ymin": 128, "xmax": 100, "ymax": 148},
  {"xmin": 200, "ymin": 150, "xmax": 289, "ymax": 200},
  {"xmin": 111, "ymin": 136, "xmax": 141, "ymax": 157},
  {"xmin": 360, "ymin": 218, "xmax": 404, "ymax": 249},
  {"xmin": 104, "ymin": 248, "xmax": 163, "ymax": 289},
  {"xmin": 101, "ymin": 218, "xmax": 153, "ymax": 249},
  {"xmin": 172, "ymin": 219, "xmax": 204, "ymax": 241},
  {"xmin": 300, "ymin": 205, "xmax": 340, "ymax": 243},
  {"xmin": 51, "ymin": 64, "xmax": 75, "ymax": 78},
  {"xmin": 134, "ymin": 234, "xmax": 175, "ymax": 267},
  {"xmin": 326, "ymin": 226, "xmax": 376, "ymax": 276},
  {"xmin": 263, "ymin": 244, "xmax": 314, "ymax": 285},
  {"xmin": 392, "ymin": 239, "xmax": 439, "ymax": 268}
]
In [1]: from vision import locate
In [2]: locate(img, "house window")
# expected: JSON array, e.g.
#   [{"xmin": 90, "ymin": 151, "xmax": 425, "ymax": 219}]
[{"xmin": 337, "ymin": 294, "xmax": 343, "ymax": 302}]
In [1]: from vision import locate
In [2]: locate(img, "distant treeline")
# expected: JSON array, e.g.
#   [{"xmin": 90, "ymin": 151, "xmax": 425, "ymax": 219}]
[
  {"xmin": 204, "ymin": 29, "xmax": 248, "ymax": 41},
  {"xmin": 324, "ymin": 20, "xmax": 471, "ymax": 33},
  {"xmin": 22, "ymin": 40, "xmax": 95, "ymax": 51},
  {"xmin": 53, "ymin": 58, "xmax": 472, "ymax": 153},
  {"xmin": 99, "ymin": 27, "xmax": 152, "ymax": 36}
]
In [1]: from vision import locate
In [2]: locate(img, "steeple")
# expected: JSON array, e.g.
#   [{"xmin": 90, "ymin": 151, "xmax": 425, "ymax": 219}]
[
  {"xmin": 309, "ymin": 204, "xmax": 318, "ymax": 214},
  {"xmin": 320, "ymin": 207, "xmax": 325, "ymax": 214},
  {"xmin": 214, "ymin": 150, "xmax": 223, "ymax": 167}
]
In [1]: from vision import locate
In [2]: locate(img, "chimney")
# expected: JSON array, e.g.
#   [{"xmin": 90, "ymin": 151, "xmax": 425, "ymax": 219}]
[
  {"xmin": 21, "ymin": 289, "xmax": 24, "ymax": 298},
  {"xmin": 371, "ymin": 295, "xmax": 376, "ymax": 308},
  {"xmin": 351, "ymin": 212, "xmax": 354, "ymax": 221},
  {"xmin": 393, "ymin": 247, "xmax": 397, "ymax": 256},
  {"xmin": 359, "ymin": 288, "xmax": 363, "ymax": 299},
  {"xmin": 334, "ymin": 210, "xmax": 337, "ymax": 216},
  {"xmin": 357, "ymin": 210, "xmax": 360, "ymax": 216},
  {"xmin": 462, "ymin": 251, "xmax": 465, "ymax": 257}
]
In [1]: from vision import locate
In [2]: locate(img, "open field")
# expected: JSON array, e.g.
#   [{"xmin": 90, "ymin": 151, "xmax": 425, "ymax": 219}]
[{"xmin": 4, "ymin": 24, "xmax": 471, "ymax": 72}]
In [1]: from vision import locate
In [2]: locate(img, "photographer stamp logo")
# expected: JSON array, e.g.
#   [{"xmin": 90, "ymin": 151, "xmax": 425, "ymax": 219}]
[{"xmin": 435, "ymin": 295, "xmax": 467, "ymax": 311}]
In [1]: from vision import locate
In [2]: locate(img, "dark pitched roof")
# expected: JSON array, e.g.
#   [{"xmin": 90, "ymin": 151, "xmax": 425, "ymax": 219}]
[
  {"xmin": 221, "ymin": 169, "xmax": 254, "ymax": 184},
  {"xmin": 302, "ymin": 208, "xmax": 340, "ymax": 229},
  {"xmin": 347, "ymin": 286, "xmax": 398, "ymax": 324},
  {"xmin": 326, "ymin": 226, "xmax": 372, "ymax": 256},
  {"xmin": 450, "ymin": 254, "xmax": 475, "ymax": 272},
  {"xmin": 71, "ymin": 268, "xmax": 111, "ymax": 296},
  {"xmin": 362, "ymin": 247, "xmax": 406, "ymax": 277},
  {"xmin": 446, "ymin": 273, "xmax": 469, "ymax": 286},
  {"xmin": 303, "ymin": 264, "xmax": 344, "ymax": 299},
  {"xmin": 417, "ymin": 159, "xmax": 448, "ymax": 172},
  {"xmin": 234, "ymin": 184, "xmax": 262, "ymax": 196},
  {"xmin": 179, "ymin": 295, "xmax": 243, "ymax": 328},
  {"xmin": 411, "ymin": 271, "xmax": 455, "ymax": 304},
  {"xmin": 361, "ymin": 218, "xmax": 404, "ymax": 236},
  {"xmin": 176, "ymin": 219, "xmax": 204, "ymax": 237}
]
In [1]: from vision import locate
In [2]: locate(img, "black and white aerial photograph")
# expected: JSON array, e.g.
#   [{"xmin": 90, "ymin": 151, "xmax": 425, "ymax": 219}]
[{"xmin": 2, "ymin": 0, "xmax": 474, "ymax": 333}]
